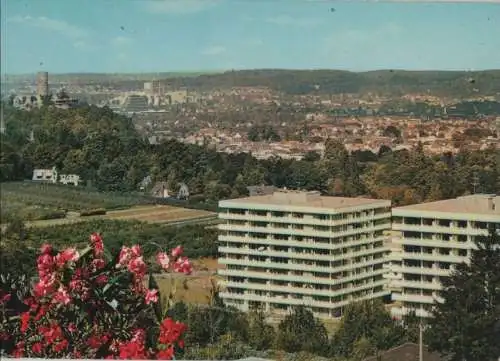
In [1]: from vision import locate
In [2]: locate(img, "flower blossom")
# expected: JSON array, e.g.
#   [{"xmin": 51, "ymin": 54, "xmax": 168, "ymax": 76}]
[
  {"xmin": 90, "ymin": 232, "xmax": 104, "ymax": 257},
  {"xmin": 55, "ymin": 247, "xmax": 80, "ymax": 268},
  {"xmin": 156, "ymin": 252, "xmax": 170, "ymax": 271},
  {"xmin": 171, "ymin": 246, "xmax": 183, "ymax": 258},
  {"xmin": 53, "ymin": 286, "xmax": 72, "ymax": 305},
  {"xmin": 173, "ymin": 257, "xmax": 193, "ymax": 275},
  {"xmin": 145, "ymin": 289, "xmax": 158, "ymax": 305}
]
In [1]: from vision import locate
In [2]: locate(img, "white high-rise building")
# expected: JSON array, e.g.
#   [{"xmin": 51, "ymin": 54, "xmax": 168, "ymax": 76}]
[
  {"xmin": 388, "ymin": 194, "xmax": 500, "ymax": 318},
  {"xmin": 217, "ymin": 190, "xmax": 392, "ymax": 318}
]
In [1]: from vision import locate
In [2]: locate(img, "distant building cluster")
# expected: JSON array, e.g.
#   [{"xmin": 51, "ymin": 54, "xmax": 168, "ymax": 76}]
[
  {"xmin": 32, "ymin": 167, "xmax": 81, "ymax": 186},
  {"xmin": 11, "ymin": 71, "xmax": 80, "ymax": 110},
  {"xmin": 217, "ymin": 189, "xmax": 499, "ymax": 320},
  {"xmin": 104, "ymin": 81, "xmax": 196, "ymax": 113}
]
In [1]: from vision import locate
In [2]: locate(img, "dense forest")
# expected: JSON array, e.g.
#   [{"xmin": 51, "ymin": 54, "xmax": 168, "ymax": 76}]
[{"xmin": 1, "ymin": 103, "xmax": 498, "ymax": 205}]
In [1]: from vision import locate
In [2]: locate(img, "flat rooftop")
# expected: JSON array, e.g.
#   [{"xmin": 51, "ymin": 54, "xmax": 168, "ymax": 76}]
[
  {"xmin": 394, "ymin": 194, "xmax": 500, "ymax": 216},
  {"xmin": 221, "ymin": 190, "xmax": 390, "ymax": 210}
]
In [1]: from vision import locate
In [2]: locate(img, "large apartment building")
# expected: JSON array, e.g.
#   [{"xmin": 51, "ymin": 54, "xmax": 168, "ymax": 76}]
[
  {"xmin": 217, "ymin": 190, "xmax": 392, "ymax": 318},
  {"xmin": 388, "ymin": 194, "xmax": 500, "ymax": 318}
]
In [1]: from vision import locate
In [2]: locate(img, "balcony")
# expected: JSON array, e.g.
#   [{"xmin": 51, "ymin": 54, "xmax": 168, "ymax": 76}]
[
  {"xmin": 218, "ymin": 234, "xmax": 388, "ymax": 251},
  {"xmin": 218, "ymin": 268, "xmax": 387, "ymax": 286},
  {"xmin": 218, "ymin": 245, "xmax": 388, "ymax": 263},
  {"xmin": 218, "ymin": 223, "xmax": 390, "ymax": 239},
  {"xmin": 219, "ymin": 212, "xmax": 392, "ymax": 228},
  {"xmin": 218, "ymin": 256, "xmax": 385, "ymax": 274},
  {"xmin": 224, "ymin": 278, "xmax": 387, "ymax": 298},
  {"xmin": 219, "ymin": 289, "xmax": 389, "ymax": 310}
]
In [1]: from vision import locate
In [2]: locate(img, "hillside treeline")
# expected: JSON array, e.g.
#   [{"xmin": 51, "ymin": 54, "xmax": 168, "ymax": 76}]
[
  {"xmin": 10, "ymin": 69, "xmax": 500, "ymax": 97},
  {"xmin": 1, "ymin": 104, "xmax": 498, "ymax": 205}
]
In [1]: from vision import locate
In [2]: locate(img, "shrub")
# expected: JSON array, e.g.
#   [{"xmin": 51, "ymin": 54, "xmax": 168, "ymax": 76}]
[
  {"xmin": 34, "ymin": 210, "xmax": 67, "ymax": 221},
  {"xmin": 80, "ymin": 208, "xmax": 107, "ymax": 217},
  {"xmin": 0, "ymin": 233, "xmax": 193, "ymax": 359}
]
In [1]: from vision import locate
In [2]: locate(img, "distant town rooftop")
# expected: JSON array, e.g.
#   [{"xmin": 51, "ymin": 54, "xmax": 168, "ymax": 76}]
[
  {"xmin": 221, "ymin": 189, "xmax": 390, "ymax": 209},
  {"xmin": 394, "ymin": 194, "xmax": 500, "ymax": 216}
]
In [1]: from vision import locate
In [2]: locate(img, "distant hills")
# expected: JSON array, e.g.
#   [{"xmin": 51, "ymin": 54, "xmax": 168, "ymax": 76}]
[{"xmin": 4, "ymin": 69, "xmax": 500, "ymax": 97}]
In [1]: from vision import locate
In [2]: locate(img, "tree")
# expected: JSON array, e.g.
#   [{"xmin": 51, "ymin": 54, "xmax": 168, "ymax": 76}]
[
  {"xmin": 275, "ymin": 306, "xmax": 328, "ymax": 355},
  {"xmin": 247, "ymin": 307, "xmax": 274, "ymax": 351},
  {"xmin": 331, "ymin": 300, "xmax": 405, "ymax": 357},
  {"xmin": 426, "ymin": 227, "xmax": 500, "ymax": 361}
]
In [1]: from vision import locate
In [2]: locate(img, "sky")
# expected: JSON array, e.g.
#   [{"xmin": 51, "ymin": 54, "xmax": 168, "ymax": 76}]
[{"xmin": 1, "ymin": 0, "xmax": 500, "ymax": 74}]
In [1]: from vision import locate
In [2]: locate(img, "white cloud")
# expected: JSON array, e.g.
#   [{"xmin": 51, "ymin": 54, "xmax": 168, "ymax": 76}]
[
  {"xmin": 8, "ymin": 15, "xmax": 89, "ymax": 39},
  {"xmin": 143, "ymin": 0, "xmax": 219, "ymax": 14},
  {"xmin": 265, "ymin": 15, "xmax": 321, "ymax": 28},
  {"xmin": 7, "ymin": 15, "xmax": 93, "ymax": 50},
  {"xmin": 247, "ymin": 38, "xmax": 263, "ymax": 46},
  {"xmin": 202, "ymin": 45, "xmax": 226, "ymax": 56},
  {"xmin": 111, "ymin": 36, "xmax": 133, "ymax": 46}
]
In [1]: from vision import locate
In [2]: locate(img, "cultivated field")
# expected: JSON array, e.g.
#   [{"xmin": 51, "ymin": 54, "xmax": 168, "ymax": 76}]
[
  {"xmin": 1, "ymin": 182, "xmax": 217, "ymax": 228},
  {"xmin": 20, "ymin": 205, "xmax": 217, "ymax": 228},
  {"xmin": 1, "ymin": 182, "xmax": 148, "ymax": 213}
]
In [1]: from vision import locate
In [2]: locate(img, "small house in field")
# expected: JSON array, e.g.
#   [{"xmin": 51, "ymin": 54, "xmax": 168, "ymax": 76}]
[
  {"xmin": 32, "ymin": 167, "xmax": 58, "ymax": 183},
  {"xmin": 151, "ymin": 181, "xmax": 170, "ymax": 198},
  {"xmin": 59, "ymin": 174, "xmax": 81, "ymax": 186}
]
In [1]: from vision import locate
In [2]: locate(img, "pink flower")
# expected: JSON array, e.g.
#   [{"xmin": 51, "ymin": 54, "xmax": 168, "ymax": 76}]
[
  {"xmin": 95, "ymin": 274, "xmax": 108, "ymax": 286},
  {"xmin": 144, "ymin": 289, "xmax": 158, "ymax": 305},
  {"xmin": 53, "ymin": 286, "xmax": 71, "ymax": 305},
  {"xmin": 90, "ymin": 232, "xmax": 104, "ymax": 257},
  {"xmin": 91, "ymin": 258, "xmax": 106, "ymax": 271},
  {"xmin": 128, "ymin": 256, "xmax": 146, "ymax": 277},
  {"xmin": 173, "ymin": 257, "xmax": 193, "ymax": 275},
  {"xmin": 131, "ymin": 245, "xmax": 142, "ymax": 257},
  {"xmin": 55, "ymin": 248, "xmax": 80, "ymax": 268},
  {"xmin": 68, "ymin": 323, "xmax": 77, "ymax": 332},
  {"xmin": 156, "ymin": 252, "xmax": 170, "ymax": 271},
  {"xmin": 171, "ymin": 246, "xmax": 183, "ymax": 258},
  {"xmin": 117, "ymin": 246, "xmax": 131, "ymax": 268},
  {"xmin": 34, "ymin": 274, "xmax": 57, "ymax": 297}
]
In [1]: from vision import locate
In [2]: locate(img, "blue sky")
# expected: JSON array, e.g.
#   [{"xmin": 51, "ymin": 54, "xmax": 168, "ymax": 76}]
[{"xmin": 1, "ymin": 0, "xmax": 500, "ymax": 74}]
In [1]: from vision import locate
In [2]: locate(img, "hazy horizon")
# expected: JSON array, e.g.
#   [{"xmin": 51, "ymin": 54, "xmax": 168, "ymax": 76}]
[{"xmin": 1, "ymin": 0, "xmax": 500, "ymax": 74}]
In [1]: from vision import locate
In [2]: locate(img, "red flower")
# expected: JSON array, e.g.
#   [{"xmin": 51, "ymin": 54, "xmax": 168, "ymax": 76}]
[
  {"xmin": 95, "ymin": 274, "xmax": 109, "ymax": 286},
  {"xmin": 31, "ymin": 342, "xmax": 43, "ymax": 354},
  {"xmin": 157, "ymin": 346, "xmax": 175, "ymax": 360},
  {"xmin": 53, "ymin": 285, "xmax": 72, "ymax": 305},
  {"xmin": 20, "ymin": 312, "xmax": 30, "ymax": 332},
  {"xmin": 158, "ymin": 318, "xmax": 187, "ymax": 345},
  {"xmin": 118, "ymin": 340, "xmax": 147, "ymax": 359},
  {"xmin": 53, "ymin": 338, "xmax": 69, "ymax": 352}
]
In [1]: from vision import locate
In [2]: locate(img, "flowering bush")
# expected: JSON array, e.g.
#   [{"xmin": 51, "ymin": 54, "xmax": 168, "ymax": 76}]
[{"xmin": 0, "ymin": 233, "xmax": 193, "ymax": 359}]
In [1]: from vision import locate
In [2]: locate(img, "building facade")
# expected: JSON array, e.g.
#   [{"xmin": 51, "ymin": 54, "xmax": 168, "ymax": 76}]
[
  {"xmin": 388, "ymin": 194, "xmax": 500, "ymax": 318},
  {"xmin": 217, "ymin": 190, "xmax": 392, "ymax": 318}
]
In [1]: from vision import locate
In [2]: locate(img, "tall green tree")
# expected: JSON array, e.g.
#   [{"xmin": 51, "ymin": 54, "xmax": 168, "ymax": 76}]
[
  {"xmin": 331, "ymin": 300, "xmax": 405, "ymax": 357},
  {"xmin": 426, "ymin": 226, "xmax": 500, "ymax": 361},
  {"xmin": 275, "ymin": 306, "xmax": 329, "ymax": 355}
]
